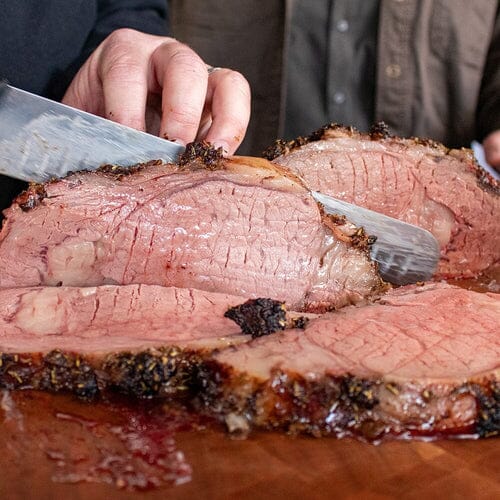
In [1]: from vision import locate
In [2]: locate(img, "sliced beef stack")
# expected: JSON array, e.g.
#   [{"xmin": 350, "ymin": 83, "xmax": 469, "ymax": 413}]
[
  {"xmin": 0, "ymin": 150, "xmax": 383, "ymax": 312},
  {"xmin": 207, "ymin": 283, "xmax": 499, "ymax": 439},
  {"xmin": 266, "ymin": 124, "xmax": 500, "ymax": 279},
  {"xmin": 0, "ymin": 283, "xmax": 498, "ymax": 439},
  {"xmin": 0, "ymin": 141, "xmax": 498, "ymax": 441}
]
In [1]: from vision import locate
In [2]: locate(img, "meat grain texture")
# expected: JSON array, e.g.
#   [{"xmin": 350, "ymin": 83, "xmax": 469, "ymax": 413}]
[
  {"xmin": 268, "ymin": 125, "xmax": 500, "ymax": 279},
  {"xmin": 0, "ymin": 141, "xmax": 498, "ymax": 441},
  {"xmin": 0, "ymin": 155, "xmax": 382, "ymax": 312},
  {"xmin": 0, "ymin": 283, "xmax": 498, "ymax": 439}
]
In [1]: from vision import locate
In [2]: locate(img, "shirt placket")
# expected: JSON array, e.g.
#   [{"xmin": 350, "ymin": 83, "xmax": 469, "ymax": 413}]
[
  {"xmin": 376, "ymin": 0, "xmax": 416, "ymax": 134},
  {"xmin": 327, "ymin": 0, "xmax": 352, "ymax": 123}
]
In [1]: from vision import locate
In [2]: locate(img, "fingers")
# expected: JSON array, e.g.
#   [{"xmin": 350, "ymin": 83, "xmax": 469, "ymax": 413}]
[
  {"xmin": 62, "ymin": 56, "xmax": 105, "ymax": 116},
  {"xmin": 203, "ymin": 69, "xmax": 251, "ymax": 154},
  {"xmin": 96, "ymin": 29, "xmax": 160, "ymax": 131},
  {"xmin": 63, "ymin": 29, "xmax": 163, "ymax": 131},
  {"xmin": 63, "ymin": 29, "xmax": 251, "ymax": 154},
  {"xmin": 483, "ymin": 130, "xmax": 500, "ymax": 172},
  {"xmin": 152, "ymin": 41, "xmax": 209, "ymax": 146}
]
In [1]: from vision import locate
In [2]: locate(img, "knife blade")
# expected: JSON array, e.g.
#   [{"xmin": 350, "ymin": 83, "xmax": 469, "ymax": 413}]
[
  {"xmin": 0, "ymin": 83, "xmax": 440, "ymax": 285},
  {"xmin": 312, "ymin": 191, "xmax": 440, "ymax": 285},
  {"xmin": 0, "ymin": 83, "xmax": 184, "ymax": 182}
]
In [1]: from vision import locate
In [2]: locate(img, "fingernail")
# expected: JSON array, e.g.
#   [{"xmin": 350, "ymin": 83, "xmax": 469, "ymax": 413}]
[
  {"xmin": 213, "ymin": 141, "xmax": 230, "ymax": 155},
  {"xmin": 163, "ymin": 134, "xmax": 186, "ymax": 147}
]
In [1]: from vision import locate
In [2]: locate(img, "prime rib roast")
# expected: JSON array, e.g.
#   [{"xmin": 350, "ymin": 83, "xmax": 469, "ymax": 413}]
[
  {"xmin": 0, "ymin": 282, "xmax": 498, "ymax": 440},
  {"xmin": 266, "ymin": 124, "xmax": 500, "ymax": 279},
  {"xmin": 0, "ymin": 146, "xmax": 383, "ymax": 313},
  {"xmin": 0, "ymin": 141, "xmax": 498, "ymax": 441}
]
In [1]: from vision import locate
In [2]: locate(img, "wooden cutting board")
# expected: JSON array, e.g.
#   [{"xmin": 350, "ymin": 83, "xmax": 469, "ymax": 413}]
[{"xmin": 0, "ymin": 391, "xmax": 498, "ymax": 500}]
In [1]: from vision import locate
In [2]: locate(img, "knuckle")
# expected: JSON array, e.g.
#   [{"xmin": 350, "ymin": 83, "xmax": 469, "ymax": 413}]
[
  {"xmin": 165, "ymin": 44, "xmax": 206, "ymax": 75},
  {"xmin": 105, "ymin": 28, "xmax": 141, "ymax": 47},
  {"xmin": 217, "ymin": 70, "xmax": 251, "ymax": 99},
  {"xmin": 227, "ymin": 70, "xmax": 250, "ymax": 88},
  {"xmin": 99, "ymin": 53, "xmax": 142, "ymax": 83},
  {"xmin": 99, "ymin": 29, "xmax": 144, "ymax": 78},
  {"xmin": 233, "ymin": 72, "xmax": 251, "ymax": 96}
]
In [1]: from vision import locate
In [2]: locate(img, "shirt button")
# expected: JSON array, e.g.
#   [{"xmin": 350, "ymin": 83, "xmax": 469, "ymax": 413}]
[
  {"xmin": 385, "ymin": 63, "xmax": 402, "ymax": 78},
  {"xmin": 333, "ymin": 91, "xmax": 346, "ymax": 104},
  {"xmin": 336, "ymin": 19, "xmax": 349, "ymax": 32}
]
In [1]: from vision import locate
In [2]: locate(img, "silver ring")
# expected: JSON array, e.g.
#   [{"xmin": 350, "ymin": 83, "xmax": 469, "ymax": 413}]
[{"xmin": 207, "ymin": 66, "xmax": 222, "ymax": 75}]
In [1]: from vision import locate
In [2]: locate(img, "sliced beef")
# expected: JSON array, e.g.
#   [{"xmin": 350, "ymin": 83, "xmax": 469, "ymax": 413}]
[
  {"xmin": 267, "ymin": 125, "xmax": 500, "ymax": 279},
  {"xmin": 0, "ymin": 284, "xmax": 252, "ymax": 398},
  {"xmin": 0, "ymin": 284, "xmax": 248, "ymax": 353},
  {"xmin": 0, "ymin": 154, "xmax": 383, "ymax": 312},
  {"xmin": 0, "ymin": 283, "xmax": 498, "ymax": 439},
  {"xmin": 204, "ymin": 283, "xmax": 500, "ymax": 439}
]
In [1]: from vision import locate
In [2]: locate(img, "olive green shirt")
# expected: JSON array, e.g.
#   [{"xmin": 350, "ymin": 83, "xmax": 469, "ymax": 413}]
[
  {"xmin": 171, "ymin": 0, "xmax": 499, "ymax": 156},
  {"xmin": 284, "ymin": 0, "xmax": 379, "ymax": 139}
]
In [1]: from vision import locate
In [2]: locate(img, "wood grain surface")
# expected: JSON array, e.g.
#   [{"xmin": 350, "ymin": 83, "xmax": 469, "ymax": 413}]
[{"xmin": 0, "ymin": 390, "xmax": 498, "ymax": 500}]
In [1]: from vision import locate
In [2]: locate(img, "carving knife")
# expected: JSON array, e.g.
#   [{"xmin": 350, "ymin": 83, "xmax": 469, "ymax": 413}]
[
  {"xmin": 0, "ymin": 82, "xmax": 185, "ymax": 181},
  {"xmin": 0, "ymin": 83, "xmax": 440, "ymax": 285}
]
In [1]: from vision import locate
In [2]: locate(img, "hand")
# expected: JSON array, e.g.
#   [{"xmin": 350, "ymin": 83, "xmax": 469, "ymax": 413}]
[
  {"xmin": 62, "ymin": 28, "xmax": 251, "ymax": 155},
  {"xmin": 483, "ymin": 130, "xmax": 500, "ymax": 172}
]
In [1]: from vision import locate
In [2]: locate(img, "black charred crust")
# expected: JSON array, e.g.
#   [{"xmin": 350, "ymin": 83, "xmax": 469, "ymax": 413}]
[
  {"xmin": 262, "ymin": 121, "xmax": 491, "ymax": 180},
  {"xmin": 98, "ymin": 159, "xmax": 164, "ymax": 179},
  {"xmin": 262, "ymin": 125, "xmax": 334, "ymax": 160},
  {"xmin": 468, "ymin": 381, "xmax": 499, "ymax": 438},
  {"xmin": 190, "ymin": 358, "xmax": 242, "ymax": 411},
  {"xmin": 264, "ymin": 371, "xmax": 343, "ymax": 436},
  {"xmin": 263, "ymin": 123, "xmax": 359, "ymax": 160},
  {"xmin": 350, "ymin": 226, "xmax": 374, "ymax": 249},
  {"xmin": 39, "ymin": 350, "xmax": 98, "ymax": 398},
  {"xmin": 1, "ymin": 349, "xmax": 498, "ymax": 441},
  {"xmin": 261, "ymin": 139, "xmax": 290, "ymax": 160},
  {"xmin": 290, "ymin": 316, "xmax": 309, "ymax": 329},
  {"xmin": 16, "ymin": 183, "xmax": 47, "ymax": 211},
  {"xmin": 318, "ymin": 203, "xmax": 376, "ymax": 253},
  {"xmin": 475, "ymin": 168, "xmax": 500, "ymax": 196},
  {"xmin": 340, "ymin": 376, "xmax": 379, "ymax": 410},
  {"xmin": 0, "ymin": 348, "xmax": 206, "ymax": 400},
  {"xmin": 0, "ymin": 350, "xmax": 98, "ymax": 399},
  {"xmin": 194, "ymin": 368, "xmax": 381, "ymax": 438},
  {"xmin": 369, "ymin": 121, "xmax": 392, "ymax": 139},
  {"xmin": 224, "ymin": 298, "xmax": 287, "ymax": 338},
  {"xmin": 0, "ymin": 352, "xmax": 38, "ymax": 389},
  {"xmin": 327, "ymin": 213, "xmax": 347, "ymax": 226},
  {"xmin": 273, "ymin": 373, "xmax": 380, "ymax": 434},
  {"xmin": 102, "ymin": 347, "xmax": 203, "ymax": 398},
  {"xmin": 178, "ymin": 141, "xmax": 224, "ymax": 170}
]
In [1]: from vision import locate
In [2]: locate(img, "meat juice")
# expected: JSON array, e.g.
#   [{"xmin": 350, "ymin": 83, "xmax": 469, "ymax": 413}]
[{"xmin": 0, "ymin": 391, "xmax": 198, "ymax": 491}]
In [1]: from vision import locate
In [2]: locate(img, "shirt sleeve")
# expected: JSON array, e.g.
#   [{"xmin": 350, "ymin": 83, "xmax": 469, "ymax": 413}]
[
  {"xmin": 476, "ymin": 6, "xmax": 500, "ymax": 140},
  {"xmin": 86, "ymin": 0, "xmax": 169, "ymax": 51}
]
